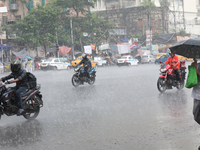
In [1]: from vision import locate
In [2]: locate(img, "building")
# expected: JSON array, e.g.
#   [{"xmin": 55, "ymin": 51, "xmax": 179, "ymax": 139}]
[
  {"xmin": 91, "ymin": 0, "xmax": 200, "ymax": 37},
  {"xmin": 0, "ymin": 0, "xmax": 49, "ymax": 24}
]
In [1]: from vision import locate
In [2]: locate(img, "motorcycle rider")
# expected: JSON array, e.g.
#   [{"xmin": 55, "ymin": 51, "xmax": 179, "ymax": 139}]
[
  {"xmin": 164, "ymin": 52, "xmax": 181, "ymax": 84},
  {"xmin": 0, "ymin": 60, "xmax": 28, "ymax": 115},
  {"xmin": 77, "ymin": 53, "xmax": 92, "ymax": 81}
]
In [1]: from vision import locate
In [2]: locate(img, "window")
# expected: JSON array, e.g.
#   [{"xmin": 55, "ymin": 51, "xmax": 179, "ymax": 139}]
[
  {"xmin": 138, "ymin": 19, "xmax": 143, "ymax": 31},
  {"xmin": 15, "ymin": 15, "xmax": 21, "ymax": 22},
  {"xmin": 2, "ymin": 16, "xmax": 7, "ymax": 24},
  {"xmin": 54, "ymin": 59, "xmax": 59, "ymax": 62}
]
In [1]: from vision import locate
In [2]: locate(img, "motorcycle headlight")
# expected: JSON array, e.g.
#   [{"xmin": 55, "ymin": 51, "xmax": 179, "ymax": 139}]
[{"xmin": 160, "ymin": 68, "xmax": 166, "ymax": 72}]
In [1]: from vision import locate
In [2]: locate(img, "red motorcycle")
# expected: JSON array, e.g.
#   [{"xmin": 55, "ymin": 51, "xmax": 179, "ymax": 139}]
[{"xmin": 157, "ymin": 60, "xmax": 186, "ymax": 93}]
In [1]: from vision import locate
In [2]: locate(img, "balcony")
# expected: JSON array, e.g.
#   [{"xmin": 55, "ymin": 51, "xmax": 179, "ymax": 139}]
[{"xmin": 10, "ymin": 4, "xmax": 18, "ymax": 11}]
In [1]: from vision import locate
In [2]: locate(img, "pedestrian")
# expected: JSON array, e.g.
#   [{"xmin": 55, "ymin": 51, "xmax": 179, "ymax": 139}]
[
  {"xmin": 26, "ymin": 59, "xmax": 32, "ymax": 73},
  {"xmin": 21, "ymin": 60, "xmax": 26, "ymax": 70},
  {"xmin": 36, "ymin": 61, "xmax": 40, "ymax": 70},
  {"xmin": 191, "ymin": 60, "xmax": 200, "ymax": 124}
]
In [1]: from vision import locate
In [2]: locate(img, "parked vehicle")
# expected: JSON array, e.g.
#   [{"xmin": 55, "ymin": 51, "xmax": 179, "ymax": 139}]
[
  {"xmin": 71, "ymin": 66, "xmax": 96, "ymax": 87},
  {"xmin": 117, "ymin": 55, "xmax": 138, "ymax": 67},
  {"xmin": 155, "ymin": 54, "xmax": 170, "ymax": 64},
  {"xmin": 71, "ymin": 56, "xmax": 98, "ymax": 68},
  {"xmin": 141, "ymin": 55, "xmax": 156, "ymax": 64},
  {"xmin": 40, "ymin": 58, "xmax": 71, "ymax": 70},
  {"xmin": 157, "ymin": 60, "xmax": 186, "ymax": 93},
  {"xmin": 156, "ymin": 53, "xmax": 167, "ymax": 59},
  {"xmin": 0, "ymin": 82, "xmax": 43, "ymax": 120},
  {"xmin": 94, "ymin": 57, "xmax": 107, "ymax": 66}
]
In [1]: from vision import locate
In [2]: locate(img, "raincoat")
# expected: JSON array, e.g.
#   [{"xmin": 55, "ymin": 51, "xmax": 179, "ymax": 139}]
[{"xmin": 164, "ymin": 55, "xmax": 180, "ymax": 70}]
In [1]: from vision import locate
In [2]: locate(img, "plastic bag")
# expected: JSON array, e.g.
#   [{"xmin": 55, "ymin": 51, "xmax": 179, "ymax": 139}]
[{"xmin": 185, "ymin": 65, "xmax": 198, "ymax": 88}]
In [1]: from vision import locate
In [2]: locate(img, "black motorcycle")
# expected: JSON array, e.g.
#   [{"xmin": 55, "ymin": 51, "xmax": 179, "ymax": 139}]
[
  {"xmin": 0, "ymin": 81, "xmax": 43, "ymax": 120},
  {"xmin": 72, "ymin": 66, "xmax": 96, "ymax": 87}
]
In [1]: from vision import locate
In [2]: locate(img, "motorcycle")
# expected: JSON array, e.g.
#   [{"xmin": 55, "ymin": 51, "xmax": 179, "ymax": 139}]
[
  {"xmin": 0, "ymin": 81, "xmax": 43, "ymax": 120},
  {"xmin": 72, "ymin": 65, "xmax": 96, "ymax": 87},
  {"xmin": 157, "ymin": 60, "xmax": 186, "ymax": 93}
]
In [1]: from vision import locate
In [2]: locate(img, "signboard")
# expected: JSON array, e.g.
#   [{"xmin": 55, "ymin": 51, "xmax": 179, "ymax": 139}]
[
  {"xmin": 109, "ymin": 28, "xmax": 127, "ymax": 35},
  {"xmin": 84, "ymin": 45, "xmax": 92, "ymax": 54},
  {"xmin": 146, "ymin": 30, "xmax": 152, "ymax": 46},
  {"xmin": 117, "ymin": 43, "xmax": 130, "ymax": 54},
  {"xmin": 8, "ymin": 34, "xmax": 16, "ymax": 39},
  {"xmin": 0, "ymin": 31, "xmax": 6, "ymax": 40},
  {"xmin": 0, "ymin": 7, "xmax": 7, "ymax": 13},
  {"xmin": 99, "ymin": 44, "xmax": 110, "ymax": 51},
  {"xmin": 177, "ymin": 36, "xmax": 191, "ymax": 42}
]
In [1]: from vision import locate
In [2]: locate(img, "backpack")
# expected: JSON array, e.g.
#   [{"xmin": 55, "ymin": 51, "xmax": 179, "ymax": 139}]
[{"xmin": 26, "ymin": 72, "xmax": 37, "ymax": 89}]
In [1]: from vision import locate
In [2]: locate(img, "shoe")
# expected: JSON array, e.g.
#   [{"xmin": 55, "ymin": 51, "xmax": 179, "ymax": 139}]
[{"xmin": 17, "ymin": 109, "xmax": 24, "ymax": 116}]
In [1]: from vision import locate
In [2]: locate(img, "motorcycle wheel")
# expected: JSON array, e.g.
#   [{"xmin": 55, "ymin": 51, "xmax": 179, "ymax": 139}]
[
  {"xmin": 23, "ymin": 95, "xmax": 41, "ymax": 120},
  {"xmin": 88, "ymin": 77, "xmax": 95, "ymax": 85},
  {"xmin": 176, "ymin": 80, "xmax": 185, "ymax": 90},
  {"xmin": 157, "ymin": 78, "xmax": 167, "ymax": 93},
  {"xmin": 72, "ymin": 74, "xmax": 80, "ymax": 87}
]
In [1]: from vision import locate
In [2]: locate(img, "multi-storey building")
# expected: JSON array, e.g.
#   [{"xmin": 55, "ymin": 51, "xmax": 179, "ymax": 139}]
[
  {"xmin": 91, "ymin": 0, "xmax": 200, "ymax": 37},
  {"xmin": 0, "ymin": 0, "xmax": 48, "ymax": 24}
]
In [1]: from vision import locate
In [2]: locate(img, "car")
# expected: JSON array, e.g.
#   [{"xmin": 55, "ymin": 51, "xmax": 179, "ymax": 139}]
[
  {"xmin": 155, "ymin": 54, "xmax": 170, "ymax": 64},
  {"xmin": 141, "ymin": 55, "xmax": 156, "ymax": 64},
  {"xmin": 94, "ymin": 57, "xmax": 107, "ymax": 66},
  {"xmin": 117, "ymin": 55, "xmax": 138, "ymax": 66},
  {"xmin": 156, "ymin": 53, "xmax": 167, "ymax": 59},
  {"xmin": 40, "ymin": 58, "xmax": 71, "ymax": 70},
  {"xmin": 71, "ymin": 56, "xmax": 98, "ymax": 68}
]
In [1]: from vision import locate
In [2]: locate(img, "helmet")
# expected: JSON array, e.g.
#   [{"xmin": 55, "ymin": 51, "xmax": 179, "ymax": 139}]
[
  {"xmin": 10, "ymin": 60, "xmax": 21, "ymax": 73},
  {"xmin": 82, "ymin": 53, "xmax": 87, "ymax": 59}
]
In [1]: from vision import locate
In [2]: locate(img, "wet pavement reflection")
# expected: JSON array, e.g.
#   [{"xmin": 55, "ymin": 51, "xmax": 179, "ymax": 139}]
[{"xmin": 0, "ymin": 63, "xmax": 200, "ymax": 150}]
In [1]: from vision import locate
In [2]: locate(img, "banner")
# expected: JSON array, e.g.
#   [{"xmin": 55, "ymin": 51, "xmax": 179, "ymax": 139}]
[
  {"xmin": 59, "ymin": 46, "xmax": 71, "ymax": 57},
  {"xmin": 146, "ymin": 30, "xmax": 152, "ymax": 46},
  {"xmin": 117, "ymin": 44, "xmax": 130, "ymax": 54},
  {"xmin": 37, "ymin": 47, "xmax": 45, "ymax": 58},
  {"xmin": 84, "ymin": 45, "xmax": 92, "ymax": 54},
  {"xmin": 91, "ymin": 43, "xmax": 96, "ymax": 50},
  {"xmin": 12, "ymin": 49, "xmax": 28, "ymax": 59}
]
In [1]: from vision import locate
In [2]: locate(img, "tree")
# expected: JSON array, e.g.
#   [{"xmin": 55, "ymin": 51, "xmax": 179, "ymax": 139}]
[
  {"xmin": 159, "ymin": 0, "xmax": 170, "ymax": 33},
  {"xmin": 11, "ymin": 2, "xmax": 62, "ymax": 56},
  {"xmin": 55, "ymin": 0, "xmax": 114, "ymax": 52}
]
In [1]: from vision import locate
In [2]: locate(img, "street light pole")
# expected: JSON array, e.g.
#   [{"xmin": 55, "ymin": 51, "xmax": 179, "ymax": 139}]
[
  {"xmin": 70, "ymin": 9, "xmax": 74, "ymax": 60},
  {"xmin": 0, "ymin": 21, "xmax": 3, "ymax": 64}
]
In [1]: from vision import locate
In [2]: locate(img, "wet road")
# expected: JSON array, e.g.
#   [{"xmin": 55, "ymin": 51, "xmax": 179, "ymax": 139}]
[{"xmin": 0, "ymin": 63, "xmax": 199, "ymax": 150}]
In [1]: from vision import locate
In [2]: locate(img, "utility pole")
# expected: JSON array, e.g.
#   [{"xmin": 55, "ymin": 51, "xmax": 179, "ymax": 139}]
[
  {"xmin": 70, "ymin": 9, "xmax": 74, "ymax": 60},
  {"xmin": 0, "ymin": 21, "xmax": 3, "ymax": 64},
  {"xmin": 182, "ymin": 0, "xmax": 186, "ymax": 30}
]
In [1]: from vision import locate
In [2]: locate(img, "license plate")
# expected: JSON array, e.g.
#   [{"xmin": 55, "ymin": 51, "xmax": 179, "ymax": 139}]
[
  {"xmin": 42, "ymin": 64, "xmax": 46, "ymax": 66},
  {"xmin": 119, "ymin": 61, "xmax": 123, "ymax": 63}
]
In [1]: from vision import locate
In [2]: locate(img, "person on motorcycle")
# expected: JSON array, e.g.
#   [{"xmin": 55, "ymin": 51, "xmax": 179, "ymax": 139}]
[
  {"xmin": 0, "ymin": 60, "xmax": 28, "ymax": 115},
  {"xmin": 77, "ymin": 53, "xmax": 92, "ymax": 81},
  {"xmin": 164, "ymin": 52, "xmax": 181, "ymax": 84}
]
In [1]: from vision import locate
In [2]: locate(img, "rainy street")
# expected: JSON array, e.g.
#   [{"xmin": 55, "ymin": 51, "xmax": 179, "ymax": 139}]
[{"xmin": 0, "ymin": 63, "xmax": 200, "ymax": 150}]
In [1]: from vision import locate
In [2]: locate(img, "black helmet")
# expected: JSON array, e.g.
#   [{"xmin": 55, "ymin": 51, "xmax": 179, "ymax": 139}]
[
  {"xmin": 82, "ymin": 53, "xmax": 87, "ymax": 59},
  {"xmin": 10, "ymin": 60, "xmax": 21, "ymax": 73}
]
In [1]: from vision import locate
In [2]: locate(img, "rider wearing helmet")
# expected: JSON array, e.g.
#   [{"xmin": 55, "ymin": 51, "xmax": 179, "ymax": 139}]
[
  {"xmin": 164, "ymin": 52, "xmax": 181, "ymax": 84},
  {"xmin": 77, "ymin": 53, "xmax": 92, "ymax": 80},
  {"xmin": 0, "ymin": 60, "xmax": 28, "ymax": 115}
]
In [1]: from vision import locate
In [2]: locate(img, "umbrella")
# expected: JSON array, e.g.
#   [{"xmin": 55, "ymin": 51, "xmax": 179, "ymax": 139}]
[
  {"xmin": 169, "ymin": 39, "xmax": 200, "ymax": 58},
  {"xmin": 26, "ymin": 56, "xmax": 33, "ymax": 60}
]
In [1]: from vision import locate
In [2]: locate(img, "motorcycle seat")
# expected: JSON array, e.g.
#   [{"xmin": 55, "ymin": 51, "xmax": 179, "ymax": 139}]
[{"xmin": 22, "ymin": 89, "xmax": 35, "ymax": 97}]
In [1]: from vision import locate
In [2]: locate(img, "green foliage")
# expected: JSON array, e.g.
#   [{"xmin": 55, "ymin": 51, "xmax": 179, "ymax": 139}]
[
  {"xmin": 11, "ymin": 2, "xmax": 62, "ymax": 55},
  {"xmin": 179, "ymin": 29, "xmax": 187, "ymax": 36},
  {"xmin": 141, "ymin": 0, "xmax": 156, "ymax": 11},
  {"xmin": 132, "ymin": 34, "xmax": 146, "ymax": 41},
  {"xmin": 56, "ymin": 0, "xmax": 113, "ymax": 50},
  {"xmin": 159, "ymin": 0, "xmax": 170, "ymax": 9}
]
